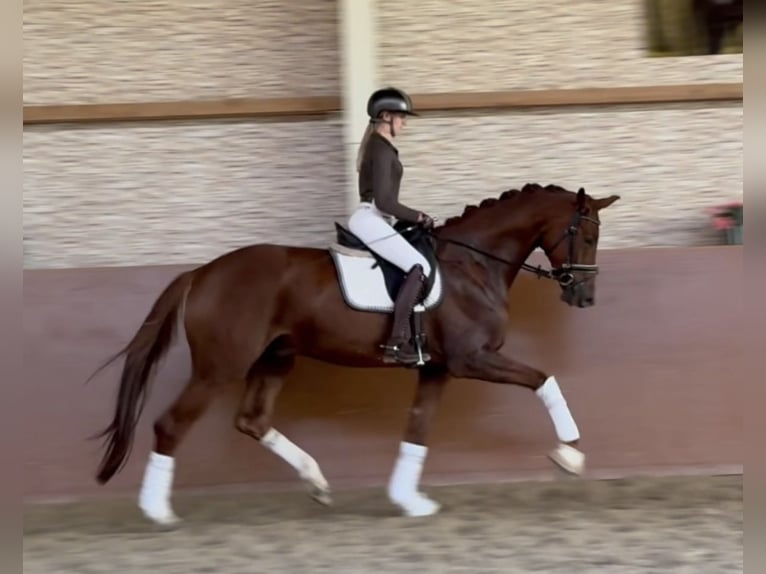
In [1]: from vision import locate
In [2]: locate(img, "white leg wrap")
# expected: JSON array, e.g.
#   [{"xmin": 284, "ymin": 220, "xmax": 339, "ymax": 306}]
[
  {"xmin": 138, "ymin": 451, "xmax": 179, "ymax": 525},
  {"xmin": 260, "ymin": 428, "xmax": 329, "ymax": 491},
  {"xmin": 387, "ymin": 442, "xmax": 440, "ymax": 517},
  {"xmin": 536, "ymin": 376, "xmax": 580, "ymax": 443}
]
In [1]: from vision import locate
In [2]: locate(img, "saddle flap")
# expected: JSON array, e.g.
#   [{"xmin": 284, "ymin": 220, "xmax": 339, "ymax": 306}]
[
  {"xmin": 329, "ymin": 249, "xmax": 443, "ymax": 313},
  {"xmin": 330, "ymin": 220, "xmax": 441, "ymax": 308},
  {"xmin": 334, "ymin": 222, "xmax": 367, "ymax": 251}
]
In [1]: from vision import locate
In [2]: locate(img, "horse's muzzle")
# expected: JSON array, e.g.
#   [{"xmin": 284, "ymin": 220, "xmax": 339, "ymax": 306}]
[
  {"xmin": 560, "ymin": 279, "xmax": 596, "ymax": 308},
  {"xmin": 555, "ymin": 264, "xmax": 598, "ymax": 308}
]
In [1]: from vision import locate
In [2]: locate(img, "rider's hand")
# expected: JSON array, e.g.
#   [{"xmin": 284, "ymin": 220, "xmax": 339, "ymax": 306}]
[{"xmin": 418, "ymin": 212, "xmax": 435, "ymax": 230}]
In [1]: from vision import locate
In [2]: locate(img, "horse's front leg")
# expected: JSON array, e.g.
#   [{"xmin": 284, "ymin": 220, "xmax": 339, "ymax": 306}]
[
  {"xmin": 388, "ymin": 364, "xmax": 448, "ymax": 517},
  {"xmin": 450, "ymin": 349, "xmax": 585, "ymax": 476}
]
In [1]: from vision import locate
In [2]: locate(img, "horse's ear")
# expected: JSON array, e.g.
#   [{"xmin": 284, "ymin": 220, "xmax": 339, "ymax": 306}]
[
  {"xmin": 593, "ymin": 195, "xmax": 620, "ymax": 210},
  {"xmin": 576, "ymin": 187, "xmax": 586, "ymax": 209}
]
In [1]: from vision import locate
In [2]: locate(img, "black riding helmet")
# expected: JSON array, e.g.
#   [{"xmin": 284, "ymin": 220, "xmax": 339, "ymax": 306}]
[{"xmin": 367, "ymin": 87, "xmax": 418, "ymax": 121}]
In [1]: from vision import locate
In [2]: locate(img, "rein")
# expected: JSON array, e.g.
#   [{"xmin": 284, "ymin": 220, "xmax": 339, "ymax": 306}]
[
  {"xmin": 426, "ymin": 210, "xmax": 601, "ymax": 288},
  {"xmin": 429, "ymin": 234, "xmax": 560, "ymax": 279}
]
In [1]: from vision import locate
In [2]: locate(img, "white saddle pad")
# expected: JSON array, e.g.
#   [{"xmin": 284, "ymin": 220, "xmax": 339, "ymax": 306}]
[{"xmin": 328, "ymin": 244, "xmax": 443, "ymax": 313}]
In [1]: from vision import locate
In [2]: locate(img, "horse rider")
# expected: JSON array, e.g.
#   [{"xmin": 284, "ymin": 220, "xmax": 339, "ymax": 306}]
[{"xmin": 348, "ymin": 86, "xmax": 437, "ymax": 365}]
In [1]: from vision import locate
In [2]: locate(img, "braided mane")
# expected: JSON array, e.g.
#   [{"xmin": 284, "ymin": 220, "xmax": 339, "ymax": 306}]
[{"xmin": 439, "ymin": 183, "xmax": 569, "ymax": 228}]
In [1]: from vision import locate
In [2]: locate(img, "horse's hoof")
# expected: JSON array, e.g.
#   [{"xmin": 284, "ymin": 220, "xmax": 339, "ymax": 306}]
[
  {"xmin": 310, "ymin": 486, "xmax": 333, "ymax": 506},
  {"xmin": 391, "ymin": 492, "xmax": 441, "ymax": 517},
  {"xmin": 152, "ymin": 519, "xmax": 182, "ymax": 532},
  {"xmin": 548, "ymin": 443, "xmax": 586, "ymax": 476},
  {"xmin": 140, "ymin": 507, "xmax": 181, "ymax": 529}
]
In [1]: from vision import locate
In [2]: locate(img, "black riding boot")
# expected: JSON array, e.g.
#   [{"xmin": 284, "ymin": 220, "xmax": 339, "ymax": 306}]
[{"xmin": 382, "ymin": 265, "xmax": 431, "ymax": 365}]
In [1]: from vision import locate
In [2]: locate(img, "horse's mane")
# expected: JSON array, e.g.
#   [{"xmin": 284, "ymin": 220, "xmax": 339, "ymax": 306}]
[{"xmin": 439, "ymin": 182, "xmax": 570, "ymax": 229}]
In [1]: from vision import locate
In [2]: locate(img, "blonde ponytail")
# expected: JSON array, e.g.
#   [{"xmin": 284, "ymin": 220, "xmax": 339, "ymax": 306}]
[{"xmin": 355, "ymin": 123, "xmax": 375, "ymax": 172}]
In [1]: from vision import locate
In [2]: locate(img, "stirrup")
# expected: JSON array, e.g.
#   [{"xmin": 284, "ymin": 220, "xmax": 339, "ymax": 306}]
[{"xmin": 380, "ymin": 342, "xmax": 430, "ymax": 367}]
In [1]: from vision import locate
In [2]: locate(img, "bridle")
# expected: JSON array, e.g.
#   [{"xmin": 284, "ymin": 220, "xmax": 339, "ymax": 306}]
[
  {"xmin": 428, "ymin": 208, "xmax": 600, "ymax": 290},
  {"xmin": 537, "ymin": 209, "xmax": 600, "ymax": 289}
]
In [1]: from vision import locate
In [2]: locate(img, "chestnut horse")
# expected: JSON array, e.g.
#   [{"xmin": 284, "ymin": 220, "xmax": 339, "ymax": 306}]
[{"xmin": 92, "ymin": 183, "xmax": 619, "ymax": 524}]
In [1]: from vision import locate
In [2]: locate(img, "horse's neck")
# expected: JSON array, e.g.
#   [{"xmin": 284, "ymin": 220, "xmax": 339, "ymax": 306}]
[{"xmin": 437, "ymin": 206, "xmax": 544, "ymax": 293}]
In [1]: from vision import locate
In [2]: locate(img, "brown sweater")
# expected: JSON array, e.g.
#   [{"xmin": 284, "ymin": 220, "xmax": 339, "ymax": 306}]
[{"xmin": 358, "ymin": 131, "xmax": 421, "ymax": 223}]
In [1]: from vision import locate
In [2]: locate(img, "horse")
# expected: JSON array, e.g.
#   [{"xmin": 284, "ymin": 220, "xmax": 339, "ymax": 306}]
[{"xmin": 91, "ymin": 182, "xmax": 619, "ymax": 525}]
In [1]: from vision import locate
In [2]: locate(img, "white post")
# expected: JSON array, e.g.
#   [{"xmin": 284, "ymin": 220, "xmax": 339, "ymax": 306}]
[{"xmin": 338, "ymin": 0, "xmax": 378, "ymax": 215}]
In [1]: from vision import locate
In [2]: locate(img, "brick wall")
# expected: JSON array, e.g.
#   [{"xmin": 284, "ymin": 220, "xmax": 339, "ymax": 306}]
[
  {"xmin": 376, "ymin": 0, "xmax": 742, "ymax": 249},
  {"xmin": 23, "ymin": 0, "xmax": 742, "ymax": 268}
]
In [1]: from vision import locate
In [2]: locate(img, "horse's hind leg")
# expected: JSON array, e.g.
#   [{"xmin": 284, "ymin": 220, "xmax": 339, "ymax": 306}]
[
  {"xmin": 139, "ymin": 372, "xmax": 221, "ymax": 526},
  {"xmin": 388, "ymin": 364, "xmax": 448, "ymax": 517},
  {"xmin": 234, "ymin": 339, "xmax": 332, "ymax": 505}
]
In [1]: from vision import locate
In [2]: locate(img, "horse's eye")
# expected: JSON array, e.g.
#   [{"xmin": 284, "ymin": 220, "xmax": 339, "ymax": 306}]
[{"xmin": 584, "ymin": 237, "xmax": 595, "ymax": 246}]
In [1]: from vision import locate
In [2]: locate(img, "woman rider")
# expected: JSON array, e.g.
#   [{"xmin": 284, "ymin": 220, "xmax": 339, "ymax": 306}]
[{"xmin": 348, "ymin": 87, "xmax": 436, "ymax": 365}]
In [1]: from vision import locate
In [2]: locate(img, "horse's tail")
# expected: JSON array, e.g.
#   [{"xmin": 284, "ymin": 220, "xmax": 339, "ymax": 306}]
[{"xmin": 91, "ymin": 269, "xmax": 194, "ymax": 484}]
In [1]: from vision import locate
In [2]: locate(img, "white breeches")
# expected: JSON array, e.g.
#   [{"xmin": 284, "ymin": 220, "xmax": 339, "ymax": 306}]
[{"xmin": 348, "ymin": 202, "xmax": 432, "ymax": 276}]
